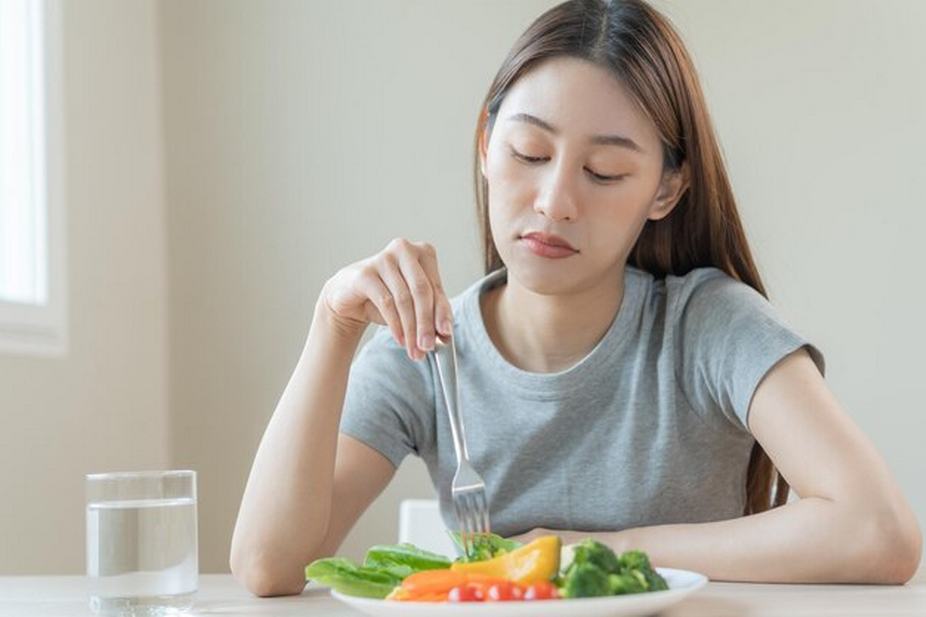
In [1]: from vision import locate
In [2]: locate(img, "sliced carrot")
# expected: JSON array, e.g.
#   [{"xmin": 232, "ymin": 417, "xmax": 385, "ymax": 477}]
[
  {"xmin": 400, "ymin": 568, "xmax": 468, "ymax": 594},
  {"xmin": 390, "ymin": 590, "xmax": 450, "ymax": 602},
  {"xmin": 394, "ymin": 570, "xmax": 519, "ymax": 601}
]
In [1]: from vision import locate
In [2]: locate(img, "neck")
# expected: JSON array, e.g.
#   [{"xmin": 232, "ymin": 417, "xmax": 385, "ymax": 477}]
[{"xmin": 482, "ymin": 269, "xmax": 626, "ymax": 373}]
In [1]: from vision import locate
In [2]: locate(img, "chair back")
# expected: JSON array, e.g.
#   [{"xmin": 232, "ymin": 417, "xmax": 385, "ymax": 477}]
[{"xmin": 398, "ymin": 498, "xmax": 458, "ymax": 557}]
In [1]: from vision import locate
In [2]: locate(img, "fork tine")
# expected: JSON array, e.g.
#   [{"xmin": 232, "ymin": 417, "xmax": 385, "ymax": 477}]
[
  {"xmin": 455, "ymin": 497, "xmax": 473, "ymax": 561},
  {"xmin": 454, "ymin": 500, "xmax": 466, "ymax": 555},
  {"xmin": 469, "ymin": 495, "xmax": 480, "ymax": 554},
  {"xmin": 453, "ymin": 498, "xmax": 463, "ymax": 528},
  {"xmin": 463, "ymin": 497, "xmax": 475, "ymax": 558},
  {"xmin": 464, "ymin": 492, "xmax": 477, "ymax": 536},
  {"xmin": 476, "ymin": 491, "xmax": 490, "ymax": 536},
  {"xmin": 470, "ymin": 492, "xmax": 483, "ymax": 537}
]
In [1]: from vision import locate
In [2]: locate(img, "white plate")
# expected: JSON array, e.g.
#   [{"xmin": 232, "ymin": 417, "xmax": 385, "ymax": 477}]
[{"xmin": 331, "ymin": 567, "xmax": 707, "ymax": 617}]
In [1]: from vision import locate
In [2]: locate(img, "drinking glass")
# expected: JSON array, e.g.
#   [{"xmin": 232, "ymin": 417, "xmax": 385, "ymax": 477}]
[{"xmin": 85, "ymin": 470, "xmax": 198, "ymax": 616}]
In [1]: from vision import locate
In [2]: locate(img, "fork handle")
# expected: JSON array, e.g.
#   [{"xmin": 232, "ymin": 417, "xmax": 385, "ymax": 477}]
[{"xmin": 434, "ymin": 335, "xmax": 470, "ymax": 464}]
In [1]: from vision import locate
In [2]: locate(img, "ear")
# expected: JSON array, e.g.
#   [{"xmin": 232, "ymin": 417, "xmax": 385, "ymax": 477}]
[{"xmin": 648, "ymin": 162, "xmax": 690, "ymax": 221}]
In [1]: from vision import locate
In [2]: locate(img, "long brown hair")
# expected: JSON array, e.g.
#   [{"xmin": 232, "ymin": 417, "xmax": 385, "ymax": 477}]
[{"xmin": 473, "ymin": 0, "xmax": 788, "ymax": 515}]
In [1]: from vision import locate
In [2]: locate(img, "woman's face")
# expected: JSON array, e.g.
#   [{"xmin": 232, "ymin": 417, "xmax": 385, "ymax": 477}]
[{"xmin": 482, "ymin": 56, "xmax": 684, "ymax": 295}]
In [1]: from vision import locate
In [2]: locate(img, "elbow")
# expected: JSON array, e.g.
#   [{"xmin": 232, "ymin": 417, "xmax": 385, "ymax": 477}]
[
  {"xmin": 886, "ymin": 513, "xmax": 923, "ymax": 584},
  {"xmin": 858, "ymin": 503, "xmax": 923, "ymax": 584},
  {"xmin": 230, "ymin": 543, "xmax": 307, "ymax": 598}
]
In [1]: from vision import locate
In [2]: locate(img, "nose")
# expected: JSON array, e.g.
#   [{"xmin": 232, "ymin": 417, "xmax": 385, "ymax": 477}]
[{"xmin": 533, "ymin": 163, "xmax": 578, "ymax": 222}]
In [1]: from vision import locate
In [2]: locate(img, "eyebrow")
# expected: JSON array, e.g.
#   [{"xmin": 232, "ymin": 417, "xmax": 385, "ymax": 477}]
[{"xmin": 506, "ymin": 112, "xmax": 644, "ymax": 153}]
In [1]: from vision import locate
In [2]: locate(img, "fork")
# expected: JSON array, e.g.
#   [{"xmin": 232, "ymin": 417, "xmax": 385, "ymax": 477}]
[{"xmin": 432, "ymin": 333, "xmax": 491, "ymax": 561}]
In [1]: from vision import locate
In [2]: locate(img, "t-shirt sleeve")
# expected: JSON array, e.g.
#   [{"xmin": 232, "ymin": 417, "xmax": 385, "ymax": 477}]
[
  {"xmin": 339, "ymin": 327, "xmax": 436, "ymax": 468},
  {"xmin": 674, "ymin": 270, "xmax": 825, "ymax": 432}
]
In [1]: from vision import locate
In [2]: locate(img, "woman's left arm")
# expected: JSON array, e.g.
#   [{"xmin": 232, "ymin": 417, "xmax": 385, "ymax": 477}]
[{"xmin": 518, "ymin": 349, "xmax": 923, "ymax": 583}]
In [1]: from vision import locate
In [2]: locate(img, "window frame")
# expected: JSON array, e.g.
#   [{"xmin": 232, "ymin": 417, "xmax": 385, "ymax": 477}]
[{"xmin": 0, "ymin": 0, "xmax": 68, "ymax": 357}]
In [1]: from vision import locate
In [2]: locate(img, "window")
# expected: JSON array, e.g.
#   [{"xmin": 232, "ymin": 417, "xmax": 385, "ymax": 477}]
[{"xmin": 0, "ymin": 0, "xmax": 67, "ymax": 356}]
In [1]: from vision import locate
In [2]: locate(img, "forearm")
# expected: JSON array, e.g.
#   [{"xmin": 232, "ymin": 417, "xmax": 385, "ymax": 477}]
[
  {"xmin": 573, "ymin": 497, "xmax": 920, "ymax": 584},
  {"xmin": 230, "ymin": 300, "xmax": 364, "ymax": 595}
]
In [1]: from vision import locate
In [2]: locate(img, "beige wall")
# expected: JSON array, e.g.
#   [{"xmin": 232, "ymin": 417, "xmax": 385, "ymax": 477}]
[
  {"xmin": 0, "ymin": 0, "xmax": 169, "ymax": 574},
  {"xmin": 1, "ymin": 0, "xmax": 923, "ymax": 575}
]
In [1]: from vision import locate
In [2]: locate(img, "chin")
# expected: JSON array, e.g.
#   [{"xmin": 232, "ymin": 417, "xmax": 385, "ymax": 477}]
[{"xmin": 503, "ymin": 255, "xmax": 589, "ymax": 296}]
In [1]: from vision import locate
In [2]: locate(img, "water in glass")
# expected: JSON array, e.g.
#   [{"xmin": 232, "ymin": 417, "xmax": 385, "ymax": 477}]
[{"xmin": 86, "ymin": 495, "xmax": 197, "ymax": 615}]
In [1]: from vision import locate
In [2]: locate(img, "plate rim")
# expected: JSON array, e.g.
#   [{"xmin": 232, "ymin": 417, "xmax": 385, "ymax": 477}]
[{"xmin": 330, "ymin": 566, "xmax": 708, "ymax": 607}]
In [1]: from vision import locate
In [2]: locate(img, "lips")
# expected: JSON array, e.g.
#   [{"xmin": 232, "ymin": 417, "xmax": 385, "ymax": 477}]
[{"xmin": 519, "ymin": 232, "xmax": 578, "ymax": 259}]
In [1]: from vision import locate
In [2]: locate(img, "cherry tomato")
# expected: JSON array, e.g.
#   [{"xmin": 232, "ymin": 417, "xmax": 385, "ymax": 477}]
[
  {"xmin": 524, "ymin": 581, "xmax": 560, "ymax": 600},
  {"xmin": 448, "ymin": 584, "xmax": 482, "ymax": 602},
  {"xmin": 486, "ymin": 581, "xmax": 523, "ymax": 601}
]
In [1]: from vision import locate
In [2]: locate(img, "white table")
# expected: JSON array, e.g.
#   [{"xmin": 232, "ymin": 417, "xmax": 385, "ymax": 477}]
[{"xmin": 2, "ymin": 569, "xmax": 925, "ymax": 617}]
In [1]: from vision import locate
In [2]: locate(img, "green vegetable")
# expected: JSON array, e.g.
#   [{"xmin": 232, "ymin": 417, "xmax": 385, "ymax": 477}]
[
  {"xmin": 572, "ymin": 539, "xmax": 621, "ymax": 573},
  {"xmin": 559, "ymin": 540, "xmax": 668, "ymax": 598},
  {"xmin": 608, "ymin": 571, "xmax": 647, "ymax": 594},
  {"xmin": 448, "ymin": 531, "xmax": 522, "ymax": 562},
  {"xmin": 619, "ymin": 550, "xmax": 668, "ymax": 591},
  {"xmin": 304, "ymin": 557, "xmax": 401, "ymax": 599},
  {"xmin": 305, "ymin": 542, "xmax": 453, "ymax": 598},
  {"xmin": 562, "ymin": 561, "xmax": 612, "ymax": 598},
  {"xmin": 363, "ymin": 543, "xmax": 452, "ymax": 578}
]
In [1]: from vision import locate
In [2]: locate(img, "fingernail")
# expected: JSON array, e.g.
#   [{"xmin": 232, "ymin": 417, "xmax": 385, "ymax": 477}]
[
  {"xmin": 420, "ymin": 333, "xmax": 434, "ymax": 351},
  {"xmin": 440, "ymin": 320, "xmax": 453, "ymax": 335}
]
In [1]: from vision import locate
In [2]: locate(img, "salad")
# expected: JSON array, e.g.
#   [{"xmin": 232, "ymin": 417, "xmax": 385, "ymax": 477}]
[{"xmin": 305, "ymin": 533, "xmax": 668, "ymax": 603}]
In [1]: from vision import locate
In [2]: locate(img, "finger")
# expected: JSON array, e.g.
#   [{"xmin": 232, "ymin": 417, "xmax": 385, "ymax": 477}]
[
  {"xmin": 378, "ymin": 254, "xmax": 420, "ymax": 360},
  {"xmin": 397, "ymin": 253, "xmax": 436, "ymax": 353},
  {"xmin": 354, "ymin": 267, "xmax": 405, "ymax": 347},
  {"xmin": 415, "ymin": 242, "xmax": 453, "ymax": 337}
]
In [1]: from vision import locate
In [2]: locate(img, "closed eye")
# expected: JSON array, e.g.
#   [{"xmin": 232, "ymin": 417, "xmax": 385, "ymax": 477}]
[
  {"xmin": 510, "ymin": 145, "xmax": 627, "ymax": 183},
  {"xmin": 585, "ymin": 168, "xmax": 628, "ymax": 183},
  {"xmin": 509, "ymin": 146, "xmax": 549, "ymax": 164}
]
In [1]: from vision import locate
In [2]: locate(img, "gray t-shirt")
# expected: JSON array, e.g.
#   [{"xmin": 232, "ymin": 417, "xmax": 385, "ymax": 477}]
[{"xmin": 340, "ymin": 266, "xmax": 824, "ymax": 537}]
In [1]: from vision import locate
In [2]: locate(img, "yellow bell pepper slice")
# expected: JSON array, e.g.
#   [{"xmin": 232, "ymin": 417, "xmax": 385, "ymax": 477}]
[{"xmin": 449, "ymin": 535, "xmax": 561, "ymax": 585}]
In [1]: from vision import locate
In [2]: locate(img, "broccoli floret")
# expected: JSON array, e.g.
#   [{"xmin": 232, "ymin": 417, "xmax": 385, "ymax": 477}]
[
  {"xmin": 618, "ymin": 549, "xmax": 651, "ymax": 571},
  {"xmin": 618, "ymin": 550, "xmax": 668, "ymax": 591},
  {"xmin": 638, "ymin": 564, "xmax": 669, "ymax": 591},
  {"xmin": 608, "ymin": 571, "xmax": 648, "ymax": 594},
  {"xmin": 571, "ymin": 539, "xmax": 621, "ymax": 573},
  {"xmin": 557, "ymin": 542, "xmax": 669, "ymax": 598},
  {"xmin": 639, "ymin": 565, "xmax": 668, "ymax": 591},
  {"xmin": 562, "ymin": 562, "xmax": 612, "ymax": 598}
]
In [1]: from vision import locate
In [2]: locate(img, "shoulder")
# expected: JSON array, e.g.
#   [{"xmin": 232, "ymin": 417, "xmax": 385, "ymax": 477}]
[
  {"xmin": 639, "ymin": 266, "xmax": 798, "ymax": 356},
  {"xmin": 668, "ymin": 266, "xmax": 756, "ymax": 300},
  {"xmin": 624, "ymin": 266, "xmax": 766, "ymax": 321},
  {"xmin": 663, "ymin": 267, "xmax": 771, "ymax": 323}
]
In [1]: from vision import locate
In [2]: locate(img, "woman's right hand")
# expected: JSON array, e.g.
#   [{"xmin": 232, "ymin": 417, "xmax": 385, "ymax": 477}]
[{"xmin": 321, "ymin": 239, "xmax": 454, "ymax": 361}]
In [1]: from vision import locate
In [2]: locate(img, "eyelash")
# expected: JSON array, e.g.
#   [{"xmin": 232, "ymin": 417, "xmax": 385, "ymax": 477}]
[{"xmin": 508, "ymin": 146, "xmax": 626, "ymax": 183}]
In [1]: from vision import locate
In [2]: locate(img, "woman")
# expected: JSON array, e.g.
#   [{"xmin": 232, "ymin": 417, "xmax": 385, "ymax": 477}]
[{"xmin": 230, "ymin": 0, "xmax": 921, "ymax": 596}]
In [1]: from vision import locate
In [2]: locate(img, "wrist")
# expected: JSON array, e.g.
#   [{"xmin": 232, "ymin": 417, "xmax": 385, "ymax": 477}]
[{"xmin": 312, "ymin": 297, "xmax": 366, "ymax": 346}]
